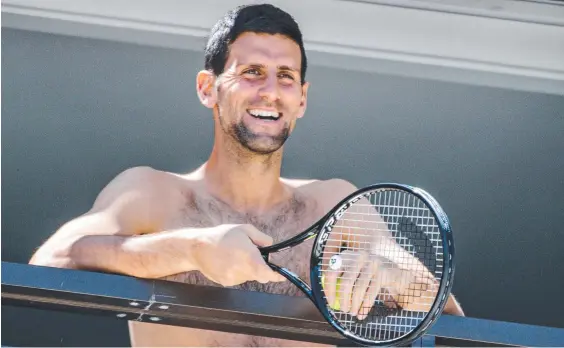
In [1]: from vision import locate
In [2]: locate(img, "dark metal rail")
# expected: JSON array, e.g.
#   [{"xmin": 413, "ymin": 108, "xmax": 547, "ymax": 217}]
[{"xmin": 2, "ymin": 262, "xmax": 563, "ymax": 346}]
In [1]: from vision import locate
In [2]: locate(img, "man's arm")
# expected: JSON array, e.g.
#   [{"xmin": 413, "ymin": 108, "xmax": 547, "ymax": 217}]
[
  {"xmin": 30, "ymin": 223, "xmax": 201, "ymax": 279},
  {"xmin": 29, "ymin": 166, "xmax": 195, "ymax": 278},
  {"xmin": 444, "ymin": 294, "xmax": 465, "ymax": 316},
  {"xmin": 321, "ymin": 178, "xmax": 465, "ymax": 316}
]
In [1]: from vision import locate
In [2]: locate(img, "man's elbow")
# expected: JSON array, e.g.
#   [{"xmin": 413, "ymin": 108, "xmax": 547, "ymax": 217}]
[
  {"xmin": 443, "ymin": 294, "xmax": 465, "ymax": 316},
  {"xmin": 29, "ymin": 246, "xmax": 76, "ymax": 270}
]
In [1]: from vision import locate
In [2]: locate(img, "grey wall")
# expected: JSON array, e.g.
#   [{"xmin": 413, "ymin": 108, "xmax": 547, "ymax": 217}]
[{"xmin": 2, "ymin": 28, "xmax": 563, "ymax": 346}]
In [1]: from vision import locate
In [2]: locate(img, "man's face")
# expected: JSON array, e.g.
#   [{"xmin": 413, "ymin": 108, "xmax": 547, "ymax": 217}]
[{"xmin": 212, "ymin": 32, "xmax": 309, "ymax": 155}]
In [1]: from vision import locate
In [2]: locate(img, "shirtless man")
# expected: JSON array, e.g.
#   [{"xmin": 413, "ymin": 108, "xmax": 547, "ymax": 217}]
[{"xmin": 29, "ymin": 4, "xmax": 464, "ymax": 346}]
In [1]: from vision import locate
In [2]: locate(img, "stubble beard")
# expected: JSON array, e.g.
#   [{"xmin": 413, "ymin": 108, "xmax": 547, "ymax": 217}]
[{"xmin": 218, "ymin": 105, "xmax": 291, "ymax": 156}]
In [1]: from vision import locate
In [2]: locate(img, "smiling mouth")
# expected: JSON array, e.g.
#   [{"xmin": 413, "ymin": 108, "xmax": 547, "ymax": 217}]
[{"xmin": 247, "ymin": 109, "xmax": 282, "ymax": 121}]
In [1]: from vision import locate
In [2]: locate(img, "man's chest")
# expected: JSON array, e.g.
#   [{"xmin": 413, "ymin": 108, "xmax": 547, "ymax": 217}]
[
  {"xmin": 167, "ymin": 189, "xmax": 320, "ymax": 243},
  {"xmin": 161, "ymin": 189, "xmax": 323, "ymax": 295}
]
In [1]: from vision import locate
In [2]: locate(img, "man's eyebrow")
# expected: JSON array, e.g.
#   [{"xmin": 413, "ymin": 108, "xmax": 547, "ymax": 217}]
[
  {"xmin": 278, "ymin": 65, "xmax": 300, "ymax": 73},
  {"xmin": 238, "ymin": 63, "xmax": 300, "ymax": 73}
]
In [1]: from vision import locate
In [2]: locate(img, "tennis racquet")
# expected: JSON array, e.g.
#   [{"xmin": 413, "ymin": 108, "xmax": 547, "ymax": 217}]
[{"xmin": 258, "ymin": 183, "xmax": 455, "ymax": 346}]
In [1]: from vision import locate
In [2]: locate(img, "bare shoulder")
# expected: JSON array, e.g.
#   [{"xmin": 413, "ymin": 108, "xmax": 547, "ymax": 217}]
[
  {"xmin": 90, "ymin": 166, "xmax": 184, "ymax": 229},
  {"xmin": 93, "ymin": 166, "xmax": 175, "ymax": 206},
  {"xmin": 283, "ymin": 177, "xmax": 359, "ymax": 211}
]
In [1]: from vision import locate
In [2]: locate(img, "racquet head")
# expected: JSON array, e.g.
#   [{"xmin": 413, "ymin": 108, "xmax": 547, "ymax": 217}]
[{"xmin": 310, "ymin": 183, "xmax": 455, "ymax": 346}]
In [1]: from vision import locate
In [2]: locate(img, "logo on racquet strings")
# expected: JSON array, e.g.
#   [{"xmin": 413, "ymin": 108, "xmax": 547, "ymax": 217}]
[{"xmin": 329, "ymin": 255, "xmax": 343, "ymax": 270}]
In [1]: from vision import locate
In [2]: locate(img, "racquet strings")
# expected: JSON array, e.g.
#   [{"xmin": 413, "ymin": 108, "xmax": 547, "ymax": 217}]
[{"xmin": 319, "ymin": 188, "xmax": 444, "ymax": 341}]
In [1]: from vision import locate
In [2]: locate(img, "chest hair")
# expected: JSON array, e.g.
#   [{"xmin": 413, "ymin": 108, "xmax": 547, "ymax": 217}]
[{"xmin": 161, "ymin": 189, "xmax": 319, "ymax": 297}]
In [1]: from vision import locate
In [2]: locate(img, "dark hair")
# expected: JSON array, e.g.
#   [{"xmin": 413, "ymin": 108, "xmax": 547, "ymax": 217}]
[{"xmin": 204, "ymin": 3, "xmax": 307, "ymax": 84}]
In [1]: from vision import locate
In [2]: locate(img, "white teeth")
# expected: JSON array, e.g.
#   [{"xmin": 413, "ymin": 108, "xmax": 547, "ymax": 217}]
[{"xmin": 249, "ymin": 109, "xmax": 279, "ymax": 118}]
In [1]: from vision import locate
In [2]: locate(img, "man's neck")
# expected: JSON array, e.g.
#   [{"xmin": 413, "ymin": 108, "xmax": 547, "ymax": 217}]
[{"xmin": 199, "ymin": 144, "xmax": 289, "ymax": 214}]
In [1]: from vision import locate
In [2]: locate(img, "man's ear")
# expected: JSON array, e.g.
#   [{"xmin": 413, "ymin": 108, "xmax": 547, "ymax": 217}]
[
  {"xmin": 196, "ymin": 70, "xmax": 218, "ymax": 109},
  {"xmin": 297, "ymin": 81, "xmax": 310, "ymax": 119}
]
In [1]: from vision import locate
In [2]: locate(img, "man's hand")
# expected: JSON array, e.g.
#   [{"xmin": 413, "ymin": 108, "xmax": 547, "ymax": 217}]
[
  {"xmin": 323, "ymin": 249, "xmax": 438, "ymax": 320},
  {"xmin": 192, "ymin": 224, "xmax": 287, "ymax": 286}
]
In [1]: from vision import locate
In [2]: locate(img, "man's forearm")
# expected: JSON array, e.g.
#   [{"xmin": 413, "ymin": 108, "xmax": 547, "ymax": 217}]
[{"xmin": 30, "ymin": 229, "xmax": 201, "ymax": 279}]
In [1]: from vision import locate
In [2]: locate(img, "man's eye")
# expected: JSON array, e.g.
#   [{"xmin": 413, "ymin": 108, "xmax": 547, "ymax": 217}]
[
  {"xmin": 244, "ymin": 69, "xmax": 260, "ymax": 76},
  {"xmin": 279, "ymin": 73, "xmax": 294, "ymax": 80}
]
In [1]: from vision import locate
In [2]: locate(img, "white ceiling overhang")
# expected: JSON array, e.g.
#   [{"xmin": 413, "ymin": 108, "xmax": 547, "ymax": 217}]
[{"xmin": 2, "ymin": 0, "xmax": 564, "ymax": 95}]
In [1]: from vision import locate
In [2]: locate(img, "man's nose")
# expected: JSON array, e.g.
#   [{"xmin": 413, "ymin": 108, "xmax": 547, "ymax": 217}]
[{"xmin": 258, "ymin": 74, "xmax": 280, "ymax": 102}]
